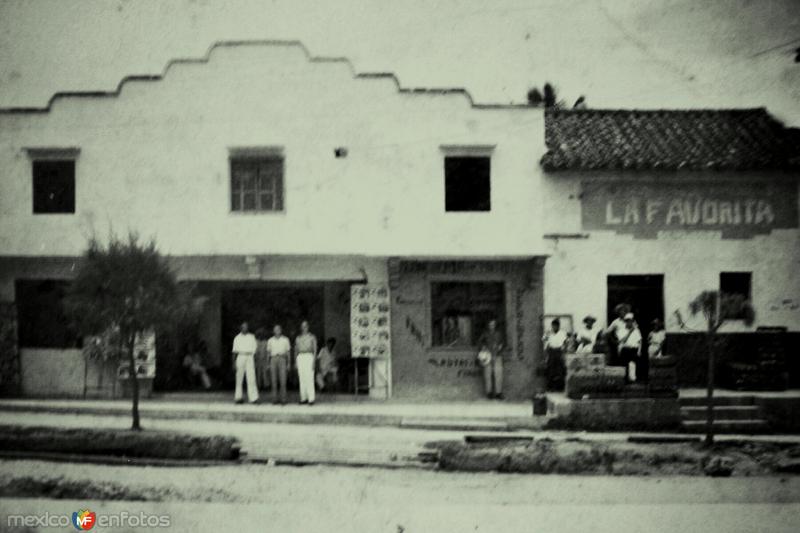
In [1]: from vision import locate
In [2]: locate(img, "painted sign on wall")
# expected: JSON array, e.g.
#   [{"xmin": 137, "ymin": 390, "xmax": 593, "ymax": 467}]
[
  {"xmin": 351, "ymin": 285, "xmax": 391, "ymax": 359},
  {"xmin": 581, "ymin": 181, "xmax": 798, "ymax": 238}
]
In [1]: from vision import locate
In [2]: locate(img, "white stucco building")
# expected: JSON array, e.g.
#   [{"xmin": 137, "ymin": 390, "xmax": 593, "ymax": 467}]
[
  {"xmin": 0, "ymin": 41, "xmax": 797, "ymax": 399},
  {"xmin": 0, "ymin": 41, "xmax": 548, "ymax": 399}
]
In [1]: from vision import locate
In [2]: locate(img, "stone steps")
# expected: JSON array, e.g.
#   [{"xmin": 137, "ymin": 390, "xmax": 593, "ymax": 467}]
[
  {"xmin": 681, "ymin": 405, "xmax": 762, "ymax": 421},
  {"xmin": 679, "ymin": 395, "xmax": 756, "ymax": 407},
  {"xmin": 680, "ymin": 394, "xmax": 770, "ymax": 433},
  {"xmin": 682, "ymin": 419, "xmax": 770, "ymax": 434}
]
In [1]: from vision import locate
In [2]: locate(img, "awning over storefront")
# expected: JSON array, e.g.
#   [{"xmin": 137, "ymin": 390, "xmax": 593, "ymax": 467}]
[{"xmin": 169, "ymin": 254, "xmax": 376, "ymax": 282}]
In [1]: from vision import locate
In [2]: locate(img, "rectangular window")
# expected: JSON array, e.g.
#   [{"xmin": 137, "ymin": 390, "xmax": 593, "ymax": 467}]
[
  {"xmin": 444, "ymin": 156, "xmax": 491, "ymax": 211},
  {"xmin": 720, "ymin": 272, "xmax": 752, "ymax": 319},
  {"xmin": 431, "ymin": 281, "xmax": 505, "ymax": 347},
  {"xmin": 230, "ymin": 156, "xmax": 284, "ymax": 212},
  {"xmin": 16, "ymin": 280, "xmax": 81, "ymax": 349},
  {"xmin": 32, "ymin": 160, "xmax": 75, "ymax": 214}
]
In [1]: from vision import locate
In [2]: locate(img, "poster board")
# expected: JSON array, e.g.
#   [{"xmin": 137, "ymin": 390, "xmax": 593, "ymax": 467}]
[
  {"xmin": 117, "ymin": 330, "xmax": 156, "ymax": 380},
  {"xmin": 350, "ymin": 285, "xmax": 391, "ymax": 359}
]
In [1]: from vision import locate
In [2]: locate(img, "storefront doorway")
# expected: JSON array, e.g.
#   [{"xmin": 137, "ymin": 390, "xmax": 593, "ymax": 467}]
[
  {"xmin": 220, "ymin": 283, "xmax": 325, "ymax": 384},
  {"xmin": 607, "ymin": 274, "xmax": 664, "ymax": 341}
]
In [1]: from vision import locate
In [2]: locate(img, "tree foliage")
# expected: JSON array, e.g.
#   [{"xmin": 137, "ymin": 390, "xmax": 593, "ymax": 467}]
[
  {"xmin": 65, "ymin": 233, "xmax": 181, "ymax": 430},
  {"xmin": 66, "ymin": 234, "xmax": 179, "ymax": 338},
  {"xmin": 689, "ymin": 291, "xmax": 755, "ymax": 331},
  {"xmin": 687, "ymin": 290, "xmax": 755, "ymax": 446}
]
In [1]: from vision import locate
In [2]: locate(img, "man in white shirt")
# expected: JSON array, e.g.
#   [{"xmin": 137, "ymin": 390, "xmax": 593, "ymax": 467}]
[
  {"xmin": 232, "ymin": 322, "xmax": 259, "ymax": 404},
  {"xmin": 542, "ymin": 319, "xmax": 568, "ymax": 391},
  {"xmin": 267, "ymin": 324, "xmax": 292, "ymax": 405},
  {"xmin": 619, "ymin": 313, "xmax": 642, "ymax": 382},
  {"xmin": 605, "ymin": 303, "xmax": 633, "ymax": 365},
  {"xmin": 294, "ymin": 320, "xmax": 318, "ymax": 405}
]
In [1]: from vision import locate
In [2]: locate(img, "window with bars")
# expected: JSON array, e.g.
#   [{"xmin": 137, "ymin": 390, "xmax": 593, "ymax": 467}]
[{"xmin": 230, "ymin": 157, "xmax": 284, "ymax": 212}]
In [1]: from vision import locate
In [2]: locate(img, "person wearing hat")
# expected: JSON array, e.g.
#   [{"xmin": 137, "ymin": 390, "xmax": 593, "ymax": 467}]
[
  {"xmin": 605, "ymin": 303, "xmax": 632, "ymax": 365},
  {"xmin": 576, "ymin": 315, "xmax": 600, "ymax": 354},
  {"xmin": 618, "ymin": 312, "xmax": 642, "ymax": 382}
]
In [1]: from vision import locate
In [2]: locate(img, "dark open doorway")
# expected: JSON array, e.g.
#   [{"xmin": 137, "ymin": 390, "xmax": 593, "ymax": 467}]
[
  {"xmin": 221, "ymin": 283, "xmax": 326, "ymax": 389},
  {"xmin": 607, "ymin": 274, "xmax": 664, "ymax": 342}
]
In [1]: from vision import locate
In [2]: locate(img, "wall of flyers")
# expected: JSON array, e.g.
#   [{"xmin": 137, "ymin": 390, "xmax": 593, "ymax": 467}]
[
  {"xmin": 117, "ymin": 330, "xmax": 157, "ymax": 380},
  {"xmin": 350, "ymin": 285, "xmax": 391, "ymax": 359}
]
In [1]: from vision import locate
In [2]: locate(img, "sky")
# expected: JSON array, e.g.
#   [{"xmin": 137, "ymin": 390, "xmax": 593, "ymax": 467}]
[{"xmin": 0, "ymin": 0, "xmax": 799, "ymax": 124}]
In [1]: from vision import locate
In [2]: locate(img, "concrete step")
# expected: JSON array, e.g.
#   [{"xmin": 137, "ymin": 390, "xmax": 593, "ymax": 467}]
[
  {"xmin": 679, "ymin": 395, "xmax": 756, "ymax": 407},
  {"xmin": 681, "ymin": 405, "xmax": 762, "ymax": 421},
  {"xmin": 682, "ymin": 419, "xmax": 770, "ymax": 434}
]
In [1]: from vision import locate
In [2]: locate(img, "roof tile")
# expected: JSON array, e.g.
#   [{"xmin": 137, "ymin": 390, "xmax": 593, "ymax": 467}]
[{"xmin": 541, "ymin": 108, "xmax": 800, "ymax": 171}]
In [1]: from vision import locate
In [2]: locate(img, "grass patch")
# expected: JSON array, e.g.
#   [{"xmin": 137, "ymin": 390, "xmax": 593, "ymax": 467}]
[
  {"xmin": 0, "ymin": 475, "xmax": 240, "ymax": 502},
  {"xmin": 430, "ymin": 437, "xmax": 800, "ymax": 476},
  {"xmin": 0, "ymin": 425, "xmax": 240, "ymax": 461}
]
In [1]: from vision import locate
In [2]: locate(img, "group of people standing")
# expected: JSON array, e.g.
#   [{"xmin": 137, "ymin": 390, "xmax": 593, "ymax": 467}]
[
  {"xmin": 474, "ymin": 308, "xmax": 668, "ymax": 398},
  {"xmin": 231, "ymin": 320, "xmax": 339, "ymax": 405},
  {"xmin": 542, "ymin": 305, "xmax": 667, "ymax": 390},
  {"xmin": 604, "ymin": 304, "xmax": 666, "ymax": 383}
]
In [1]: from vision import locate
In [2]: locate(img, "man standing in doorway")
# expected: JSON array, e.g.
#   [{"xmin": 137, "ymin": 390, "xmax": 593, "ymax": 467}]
[
  {"xmin": 543, "ymin": 318, "xmax": 568, "ymax": 391},
  {"xmin": 232, "ymin": 322, "xmax": 259, "ymax": 404},
  {"xmin": 606, "ymin": 303, "xmax": 632, "ymax": 366},
  {"xmin": 478, "ymin": 319, "xmax": 506, "ymax": 400},
  {"xmin": 267, "ymin": 324, "xmax": 291, "ymax": 405},
  {"xmin": 295, "ymin": 320, "xmax": 318, "ymax": 405},
  {"xmin": 619, "ymin": 313, "xmax": 643, "ymax": 383}
]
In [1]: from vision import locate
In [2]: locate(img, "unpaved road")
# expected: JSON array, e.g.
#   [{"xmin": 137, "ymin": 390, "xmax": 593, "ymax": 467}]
[{"xmin": 1, "ymin": 459, "xmax": 799, "ymax": 532}]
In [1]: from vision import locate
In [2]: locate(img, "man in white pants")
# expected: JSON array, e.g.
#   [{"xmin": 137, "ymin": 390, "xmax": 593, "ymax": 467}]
[
  {"xmin": 232, "ymin": 322, "xmax": 259, "ymax": 404},
  {"xmin": 294, "ymin": 320, "xmax": 318, "ymax": 405}
]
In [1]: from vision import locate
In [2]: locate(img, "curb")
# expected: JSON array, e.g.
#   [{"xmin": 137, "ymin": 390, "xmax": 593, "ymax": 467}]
[
  {"xmin": 0, "ymin": 402, "xmax": 404, "ymax": 427},
  {"xmin": 0, "ymin": 402, "xmax": 543, "ymax": 431},
  {"xmin": 243, "ymin": 456, "xmax": 438, "ymax": 471}
]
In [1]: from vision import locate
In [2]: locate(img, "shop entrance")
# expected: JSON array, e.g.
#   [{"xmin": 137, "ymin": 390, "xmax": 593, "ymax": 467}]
[
  {"xmin": 220, "ymin": 283, "xmax": 325, "ymax": 389},
  {"xmin": 606, "ymin": 274, "xmax": 664, "ymax": 341}
]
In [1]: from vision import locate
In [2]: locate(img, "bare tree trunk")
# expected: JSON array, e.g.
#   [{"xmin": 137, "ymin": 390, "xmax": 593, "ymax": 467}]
[
  {"xmin": 127, "ymin": 334, "xmax": 141, "ymax": 431},
  {"xmin": 705, "ymin": 330, "xmax": 715, "ymax": 446}
]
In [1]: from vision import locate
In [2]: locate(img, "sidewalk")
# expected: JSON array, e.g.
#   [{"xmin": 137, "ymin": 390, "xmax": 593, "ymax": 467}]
[
  {"xmin": 0, "ymin": 392, "xmax": 543, "ymax": 431},
  {"xmin": 1, "ymin": 388, "xmax": 798, "ymax": 433}
]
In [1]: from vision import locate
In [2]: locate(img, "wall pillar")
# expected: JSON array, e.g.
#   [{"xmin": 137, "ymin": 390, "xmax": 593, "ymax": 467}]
[
  {"xmin": 527, "ymin": 257, "xmax": 547, "ymax": 397},
  {"xmin": 0, "ymin": 301, "xmax": 21, "ymax": 396}
]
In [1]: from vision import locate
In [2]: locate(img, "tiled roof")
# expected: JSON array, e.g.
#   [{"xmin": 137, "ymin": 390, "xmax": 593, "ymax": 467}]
[{"xmin": 541, "ymin": 108, "xmax": 800, "ymax": 171}]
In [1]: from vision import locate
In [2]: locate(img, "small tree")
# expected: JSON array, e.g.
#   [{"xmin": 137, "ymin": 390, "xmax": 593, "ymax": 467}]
[
  {"xmin": 676, "ymin": 291, "xmax": 754, "ymax": 445},
  {"xmin": 66, "ymin": 234, "xmax": 181, "ymax": 430}
]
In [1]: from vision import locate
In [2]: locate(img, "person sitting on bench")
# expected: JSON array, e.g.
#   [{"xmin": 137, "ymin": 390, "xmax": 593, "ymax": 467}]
[{"xmin": 183, "ymin": 342, "xmax": 212, "ymax": 389}]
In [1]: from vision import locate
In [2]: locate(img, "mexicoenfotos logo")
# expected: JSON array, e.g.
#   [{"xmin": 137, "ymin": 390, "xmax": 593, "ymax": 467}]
[
  {"xmin": 72, "ymin": 509, "xmax": 96, "ymax": 530},
  {"xmin": 5, "ymin": 509, "xmax": 170, "ymax": 529}
]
